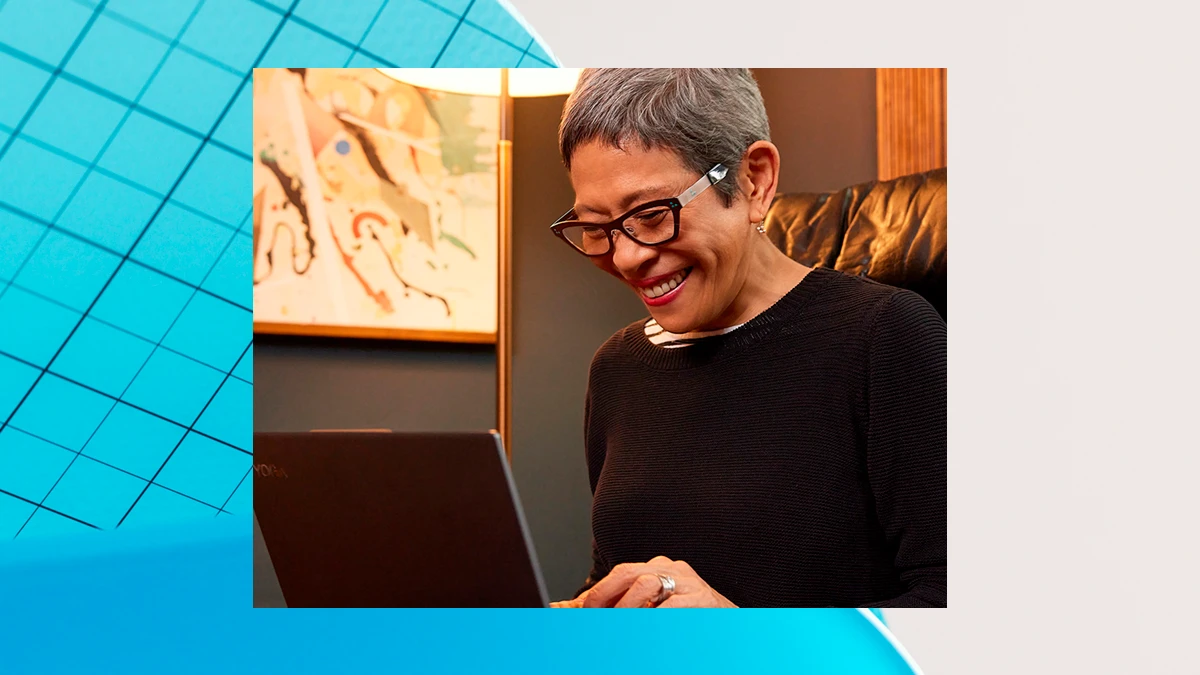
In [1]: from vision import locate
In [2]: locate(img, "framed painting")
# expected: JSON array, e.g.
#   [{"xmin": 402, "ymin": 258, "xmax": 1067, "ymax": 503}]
[{"xmin": 251, "ymin": 68, "xmax": 498, "ymax": 343}]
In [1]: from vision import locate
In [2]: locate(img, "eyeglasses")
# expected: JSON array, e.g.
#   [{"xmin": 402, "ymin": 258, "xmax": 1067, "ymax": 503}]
[{"xmin": 550, "ymin": 164, "xmax": 729, "ymax": 257}]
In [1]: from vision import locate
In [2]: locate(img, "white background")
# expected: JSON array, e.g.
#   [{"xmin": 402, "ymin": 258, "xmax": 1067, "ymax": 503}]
[{"xmin": 508, "ymin": 0, "xmax": 1200, "ymax": 671}]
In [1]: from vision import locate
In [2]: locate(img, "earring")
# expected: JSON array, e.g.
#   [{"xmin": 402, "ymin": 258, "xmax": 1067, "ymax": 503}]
[{"xmin": 755, "ymin": 223, "xmax": 766, "ymax": 234}]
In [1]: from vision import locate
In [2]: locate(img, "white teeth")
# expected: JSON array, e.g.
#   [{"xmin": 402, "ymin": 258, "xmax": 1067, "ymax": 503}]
[{"xmin": 640, "ymin": 268, "xmax": 690, "ymax": 299}]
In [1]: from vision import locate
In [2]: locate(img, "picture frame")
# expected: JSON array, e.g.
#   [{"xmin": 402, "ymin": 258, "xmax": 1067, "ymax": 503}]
[{"xmin": 251, "ymin": 68, "xmax": 498, "ymax": 343}]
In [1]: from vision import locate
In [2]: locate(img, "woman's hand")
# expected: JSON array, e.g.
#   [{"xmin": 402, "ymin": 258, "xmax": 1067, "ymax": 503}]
[
  {"xmin": 549, "ymin": 594, "xmax": 588, "ymax": 608},
  {"xmin": 552, "ymin": 556, "xmax": 738, "ymax": 608}
]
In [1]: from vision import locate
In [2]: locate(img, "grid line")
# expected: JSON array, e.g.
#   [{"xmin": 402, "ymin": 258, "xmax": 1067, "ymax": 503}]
[
  {"xmin": 92, "ymin": 5, "xmax": 246, "ymax": 78},
  {"xmin": 38, "ymin": 0, "xmax": 207, "ymax": 251},
  {"xmin": 0, "ymin": 121, "xmax": 251, "ymax": 196},
  {"xmin": 4, "ymin": 424, "xmax": 234, "ymax": 530},
  {"xmin": 109, "ymin": 0, "xmax": 304, "ymax": 527},
  {"xmin": 115, "ymin": 340, "xmax": 253, "ymax": 527},
  {"xmin": 0, "ymin": 346, "xmax": 251, "ymax": 457},
  {"xmin": 0, "ymin": 0, "xmax": 114, "ymax": 438},
  {"xmin": 279, "ymin": 13, "xmax": 398, "ymax": 67},
  {"xmin": 11, "ymin": 169, "xmax": 254, "ymax": 523},
  {"xmin": 431, "ymin": 0, "xmax": 477, "ymax": 67},
  {"xmin": 0, "ymin": 276, "xmax": 253, "ymax": 382},
  {"xmin": 1, "ymin": 487, "xmax": 100, "ymax": 530},
  {"xmin": 0, "ymin": 41, "xmax": 253, "ymax": 162},
  {"xmin": 0, "ymin": 0, "xmax": 108, "ymax": 162},
  {"xmin": 1, "ymin": 108, "xmax": 252, "ymax": 415},
  {"xmin": 341, "ymin": 0, "xmax": 392, "ymax": 68},
  {"xmin": 1, "ymin": 187, "xmax": 251, "ymax": 280},
  {"xmin": 0, "ymin": 128, "xmax": 229, "ymax": 208},
  {"xmin": 217, "ymin": 466, "xmax": 251, "ymax": 514},
  {"xmin": 0, "ymin": 345, "xmax": 249, "ymax": 448},
  {"xmin": 0, "ymin": 0, "xmax": 251, "ymax": 466}
]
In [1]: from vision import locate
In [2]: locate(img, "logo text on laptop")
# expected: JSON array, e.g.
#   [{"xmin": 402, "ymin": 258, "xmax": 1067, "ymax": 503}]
[{"xmin": 254, "ymin": 463, "xmax": 289, "ymax": 479}]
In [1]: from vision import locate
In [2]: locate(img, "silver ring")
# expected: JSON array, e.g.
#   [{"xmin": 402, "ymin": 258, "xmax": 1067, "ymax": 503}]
[{"xmin": 654, "ymin": 573, "xmax": 676, "ymax": 604}]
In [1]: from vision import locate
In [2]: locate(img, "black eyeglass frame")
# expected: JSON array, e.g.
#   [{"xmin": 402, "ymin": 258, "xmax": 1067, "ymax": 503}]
[{"xmin": 549, "ymin": 164, "xmax": 729, "ymax": 257}]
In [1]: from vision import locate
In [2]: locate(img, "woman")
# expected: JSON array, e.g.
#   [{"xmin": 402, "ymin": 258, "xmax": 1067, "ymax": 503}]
[{"xmin": 548, "ymin": 69, "xmax": 946, "ymax": 608}]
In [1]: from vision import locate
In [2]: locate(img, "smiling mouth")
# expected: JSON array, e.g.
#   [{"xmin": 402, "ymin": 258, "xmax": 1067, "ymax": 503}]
[{"xmin": 639, "ymin": 267, "xmax": 692, "ymax": 300}]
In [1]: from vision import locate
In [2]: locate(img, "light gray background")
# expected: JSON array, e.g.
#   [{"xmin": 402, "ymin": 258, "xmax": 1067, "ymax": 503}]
[{"xmin": 509, "ymin": 0, "xmax": 1200, "ymax": 672}]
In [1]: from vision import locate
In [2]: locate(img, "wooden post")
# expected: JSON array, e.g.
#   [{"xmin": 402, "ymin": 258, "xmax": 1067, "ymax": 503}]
[{"xmin": 876, "ymin": 68, "xmax": 947, "ymax": 181}]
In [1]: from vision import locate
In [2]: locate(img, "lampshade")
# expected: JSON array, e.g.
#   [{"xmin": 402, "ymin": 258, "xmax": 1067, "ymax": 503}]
[{"xmin": 377, "ymin": 68, "xmax": 582, "ymax": 97}]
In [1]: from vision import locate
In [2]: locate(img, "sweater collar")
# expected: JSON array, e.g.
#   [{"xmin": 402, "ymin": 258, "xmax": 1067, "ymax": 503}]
[{"xmin": 620, "ymin": 266, "xmax": 836, "ymax": 370}]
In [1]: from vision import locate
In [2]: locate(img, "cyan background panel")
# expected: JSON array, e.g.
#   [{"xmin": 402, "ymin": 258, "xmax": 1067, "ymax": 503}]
[
  {"xmin": 465, "ymin": 0, "xmax": 530, "ymax": 48},
  {"xmin": 14, "ymin": 229, "xmax": 122, "ymax": 311},
  {"xmin": 0, "ymin": 52, "xmax": 54, "ymax": 128},
  {"xmin": 0, "ymin": 287, "xmax": 82, "ymax": 367},
  {"xmin": 0, "ymin": 210, "xmax": 46, "ymax": 281},
  {"xmin": 139, "ymin": 50, "xmax": 244, "ymax": 135},
  {"xmin": 292, "ymin": 0, "xmax": 386, "ymax": 45},
  {"xmin": 0, "ymin": 138, "xmax": 89, "ymax": 220},
  {"xmin": 97, "ymin": 111, "xmax": 205, "ymax": 195},
  {"xmin": 0, "ymin": 0, "xmax": 545, "ymax": 540},
  {"xmin": 55, "ymin": 171, "xmax": 163, "ymax": 254},
  {"xmin": 258, "ymin": 19, "xmax": 355, "ymax": 68},
  {"xmin": 83, "ymin": 403, "xmax": 187, "ymax": 480},
  {"xmin": 0, "ymin": 0, "xmax": 93, "ymax": 66},
  {"xmin": 104, "ymin": 0, "xmax": 203, "ymax": 39},
  {"xmin": 50, "ymin": 317, "xmax": 156, "ymax": 397},
  {"xmin": 359, "ymin": 0, "xmax": 459, "ymax": 65},
  {"xmin": 63, "ymin": 14, "xmax": 170, "ymax": 101},
  {"xmin": 21, "ymin": 79, "xmax": 129, "ymax": 164},
  {"xmin": 437, "ymin": 22, "xmax": 525, "ymax": 67},
  {"xmin": 89, "ymin": 263, "xmax": 195, "ymax": 342}
]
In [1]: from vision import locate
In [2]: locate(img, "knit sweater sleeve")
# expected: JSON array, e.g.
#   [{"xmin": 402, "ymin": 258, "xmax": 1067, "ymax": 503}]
[{"xmin": 860, "ymin": 290, "xmax": 948, "ymax": 608}]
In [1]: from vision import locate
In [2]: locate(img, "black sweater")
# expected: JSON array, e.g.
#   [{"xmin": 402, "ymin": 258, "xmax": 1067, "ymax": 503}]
[{"xmin": 580, "ymin": 267, "xmax": 946, "ymax": 607}]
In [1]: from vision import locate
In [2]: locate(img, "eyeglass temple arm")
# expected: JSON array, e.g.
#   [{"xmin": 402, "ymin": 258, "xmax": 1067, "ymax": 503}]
[
  {"xmin": 550, "ymin": 163, "xmax": 727, "ymax": 228},
  {"xmin": 677, "ymin": 164, "xmax": 728, "ymax": 208},
  {"xmin": 550, "ymin": 206, "xmax": 576, "ymax": 228}
]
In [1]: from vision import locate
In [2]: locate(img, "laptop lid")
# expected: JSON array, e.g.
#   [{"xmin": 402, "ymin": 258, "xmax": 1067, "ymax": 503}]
[{"xmin": 253, "ymin": 431, "xmax": 549, "ymax": 608}]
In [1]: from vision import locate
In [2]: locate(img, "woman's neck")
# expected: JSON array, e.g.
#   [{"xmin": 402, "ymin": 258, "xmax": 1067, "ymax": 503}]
[{"xmin": 697, "ymin": 238, "xmax": 811, "ymax": 332}]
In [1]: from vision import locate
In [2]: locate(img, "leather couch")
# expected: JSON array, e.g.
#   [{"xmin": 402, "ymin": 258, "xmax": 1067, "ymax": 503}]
[{"xmin": 763, "ymin": 168, "xmax": 947, "ymax": 320}]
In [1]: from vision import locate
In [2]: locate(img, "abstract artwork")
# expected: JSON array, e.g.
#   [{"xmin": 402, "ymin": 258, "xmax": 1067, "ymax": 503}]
[{"xmin": 252, "ymin": 68, "xmax": 498, "ymax": 342}]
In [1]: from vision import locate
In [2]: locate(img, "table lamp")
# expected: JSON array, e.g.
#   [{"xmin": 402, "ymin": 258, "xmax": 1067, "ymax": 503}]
[{"xmin": 377, "ymin": 68, "xmax": 583, "ymax": 458}]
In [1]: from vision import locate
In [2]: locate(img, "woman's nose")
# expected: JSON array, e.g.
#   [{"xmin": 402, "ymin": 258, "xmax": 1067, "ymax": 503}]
[{"xmin": 609, "ymin": 230, "xmax": 656, "ymax": 274}]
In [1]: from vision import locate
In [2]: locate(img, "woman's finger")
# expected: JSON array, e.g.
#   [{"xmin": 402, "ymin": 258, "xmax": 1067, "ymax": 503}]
[
  {"xmin": 550, "ymin": 589, "xmax": 590, "ymax": 608},
  {"xmin": 582, "ymin": 563, "xmax": 652, "ymax": 607},
  {"xmin": 613, "ymin": 574, "xmax": 666, "ymax": 608},
  {"xmin": 655, "ymin": 593, "xmax": 700, "ymax": 608}
]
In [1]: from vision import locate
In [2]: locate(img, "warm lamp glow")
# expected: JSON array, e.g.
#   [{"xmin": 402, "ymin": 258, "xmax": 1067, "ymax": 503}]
[{"xmin": 377, "ymin": 68, "xmax": 582, "ymax": 97}]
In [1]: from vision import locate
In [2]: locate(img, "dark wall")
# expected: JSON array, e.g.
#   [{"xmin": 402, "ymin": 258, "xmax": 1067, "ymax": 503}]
[
  {"xmin": 754, "ymin": 68, "xmax": 877, "ymax": 193},
  {"xmin": 254, "ymin": 336, "xmax": 495, "ymax": 433},
  {"xmin": 254, "ymin": 69, "xmax": 878, "ymax": 603},
  {"xmin": 509, "ymin": 95, "xmax": 645, "ymax": 599}
]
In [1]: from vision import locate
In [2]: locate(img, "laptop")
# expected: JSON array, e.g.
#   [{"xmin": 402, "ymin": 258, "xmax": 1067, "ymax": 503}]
[{"xmin": 253, "ymin": 431, "xmax": 550, "ymax": 608}]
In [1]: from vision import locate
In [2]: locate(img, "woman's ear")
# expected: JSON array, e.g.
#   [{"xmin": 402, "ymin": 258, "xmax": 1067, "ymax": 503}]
[{"xmin": 740, "ymin": 141, "xmax": 781, "ymax": 224}]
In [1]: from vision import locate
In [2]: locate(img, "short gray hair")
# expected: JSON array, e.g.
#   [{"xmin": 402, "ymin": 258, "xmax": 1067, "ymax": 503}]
[{"xmin": 559, "ymin": 69, "xmax": 771, "ymax": 207}]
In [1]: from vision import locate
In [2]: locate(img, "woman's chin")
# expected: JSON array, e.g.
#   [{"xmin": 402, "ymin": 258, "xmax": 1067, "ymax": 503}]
[{"xmin": 648, "ymin": 308, "xmax": 697, "ymax": 335}]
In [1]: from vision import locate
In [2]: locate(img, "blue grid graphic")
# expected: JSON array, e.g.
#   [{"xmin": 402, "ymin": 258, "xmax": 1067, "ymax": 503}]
[{"xmin": 0, "ymin": 0, "xmax": 548, "ymax": 540}]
